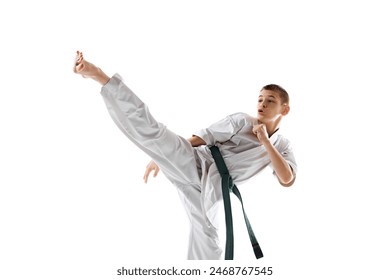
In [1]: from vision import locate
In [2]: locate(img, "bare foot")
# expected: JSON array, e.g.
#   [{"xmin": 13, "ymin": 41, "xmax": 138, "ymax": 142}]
[{"xmin": 73, "ymin": 51, "xmax": 110, "ymax": 85}]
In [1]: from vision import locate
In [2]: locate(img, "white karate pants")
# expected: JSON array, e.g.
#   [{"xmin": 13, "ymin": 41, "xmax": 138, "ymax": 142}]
[{"xmin": 100, "ymin": 74, "xmax": 223, "ymax": 260}]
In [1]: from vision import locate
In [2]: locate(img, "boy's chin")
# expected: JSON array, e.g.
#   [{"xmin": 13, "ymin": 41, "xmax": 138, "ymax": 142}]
[{"xmin": 257, "ymin": 115, "xmax": 266, "ymax": 121}]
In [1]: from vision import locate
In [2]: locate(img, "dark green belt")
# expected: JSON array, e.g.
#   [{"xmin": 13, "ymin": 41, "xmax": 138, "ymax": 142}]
[{"xmin": 209, "ymin": 145, "xmax": 263, "ymax": 260}]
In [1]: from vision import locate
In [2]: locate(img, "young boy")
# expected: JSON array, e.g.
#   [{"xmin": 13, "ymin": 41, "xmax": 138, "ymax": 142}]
[{"xmin": 73, "ymin": 51, "xmax": 297, "ymax": 260}]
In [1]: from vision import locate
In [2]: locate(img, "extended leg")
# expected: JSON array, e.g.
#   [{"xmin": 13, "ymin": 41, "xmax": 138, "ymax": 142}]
[
  {"xmin": 74, "ymin": 51, "xmax": 200, "ymax": 186},
  {"xmin": 74, "ymin": 52, "xmax": 222, "ymax": 260}
]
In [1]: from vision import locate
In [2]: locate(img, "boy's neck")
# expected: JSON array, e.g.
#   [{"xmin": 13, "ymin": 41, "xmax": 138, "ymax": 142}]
[{"xmin": 260, "ymin": 118, "xmax": 282, "ymax": 137}]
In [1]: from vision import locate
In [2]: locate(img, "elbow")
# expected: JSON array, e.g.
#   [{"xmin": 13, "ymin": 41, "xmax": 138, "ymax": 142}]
[
  {"xmin": 189, "ymin": 135, "xmax": 206, "ymax": 147},
  {"xmin": 278, "ymin": 164, "xmax": 296, "ymax": 187},
  {"xmin": 280, "ymin": 174, "xmax": 296, "ymax": 187}
]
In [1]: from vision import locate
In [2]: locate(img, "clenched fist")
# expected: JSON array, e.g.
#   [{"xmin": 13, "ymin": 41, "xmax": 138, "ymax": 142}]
[{"xmin": 252, "ymin": 123, "xmax": 269, "ymax": 144}]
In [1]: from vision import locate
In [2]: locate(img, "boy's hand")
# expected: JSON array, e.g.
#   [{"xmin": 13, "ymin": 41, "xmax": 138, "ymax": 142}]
[
  {"xmin": 143, "ymin": 160, "xmax": 160, "ymax": 183},
  {"xmin": 252, "ymin": 124, "xmax": 269, "ymax": 144}
]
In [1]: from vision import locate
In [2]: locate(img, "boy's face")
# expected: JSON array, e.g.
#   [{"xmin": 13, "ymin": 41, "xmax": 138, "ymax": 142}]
[{"xmin": 257, "ymin": 89, "xmax": 290, "ymax": 123}]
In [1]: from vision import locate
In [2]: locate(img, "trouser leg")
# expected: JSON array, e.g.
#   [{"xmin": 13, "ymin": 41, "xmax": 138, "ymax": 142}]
[
  {"xmin": 100, "ymin": 74, "xmax": 222, "ymax": 259},
  {"xmin": 100, "ymin": 74, "xmax": 200, "ymax": 185},
  {"xmin": 176, "ymin": 185, "xmax": 223, "ymax": 260}
]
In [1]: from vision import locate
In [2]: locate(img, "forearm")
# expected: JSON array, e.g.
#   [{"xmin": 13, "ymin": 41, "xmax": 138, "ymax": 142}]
[
  {"xmin": 263, "ymin": 140, "xmax": 294, "ymax": 186},
  {"xmin": 95, "ymin": 69, "xmax": 110, "ymax": 86}
]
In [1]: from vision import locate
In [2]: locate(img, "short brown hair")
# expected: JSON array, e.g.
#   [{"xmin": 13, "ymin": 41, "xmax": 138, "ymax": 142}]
[{"xmin": 261, "ymin": 84, "xmax": 289, "ymax": 105}]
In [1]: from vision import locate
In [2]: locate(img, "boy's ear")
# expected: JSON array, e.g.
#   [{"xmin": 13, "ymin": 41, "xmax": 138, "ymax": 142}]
[{"xmin": 282, "ymin": 104, "xmax": 290, "ymax": 116}]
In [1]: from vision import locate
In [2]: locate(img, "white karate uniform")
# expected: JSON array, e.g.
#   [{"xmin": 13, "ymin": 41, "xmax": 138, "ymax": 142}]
[{"xmin": 100, "ymin": 74, "xmax": 297, "ymax": 260}]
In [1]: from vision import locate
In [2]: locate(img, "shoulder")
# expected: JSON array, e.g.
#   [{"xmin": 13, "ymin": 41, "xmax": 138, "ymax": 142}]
[
  {"xmin": 222, "ymin": 112, "xmax": 255, "ymax": 130},
  {"xmin": 227, "ymin": 112, "xmax": 255, "ymax": 125}
]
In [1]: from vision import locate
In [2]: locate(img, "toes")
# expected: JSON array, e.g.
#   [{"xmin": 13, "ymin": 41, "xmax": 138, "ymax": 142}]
[
  {"xmin": 75, "ymin": 51, "xmax": 84, "ymax": 66},
  {"xmin": 75, "ymin": 56, "xmax": 83, "ymax": 66}
]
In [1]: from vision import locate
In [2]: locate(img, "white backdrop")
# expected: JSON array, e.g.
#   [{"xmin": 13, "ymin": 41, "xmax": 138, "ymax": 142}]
[{"xmin": 1, "ymin": 1, "xmax": 389, "ymax": 279}]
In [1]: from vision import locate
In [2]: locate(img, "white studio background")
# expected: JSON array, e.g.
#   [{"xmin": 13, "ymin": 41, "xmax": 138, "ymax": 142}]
[{"xmin": 1, "ymin": 0, "xmax": 389, "ymax": 279}]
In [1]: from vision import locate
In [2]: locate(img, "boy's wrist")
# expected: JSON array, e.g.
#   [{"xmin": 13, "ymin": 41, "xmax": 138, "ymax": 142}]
[
  {"xmin": 261, "ymin": 136, "xmax": 271, "ymax": 144},
  {"xmin": 262, "ymin": 138, "xmax": 272, "ymax": 148}
]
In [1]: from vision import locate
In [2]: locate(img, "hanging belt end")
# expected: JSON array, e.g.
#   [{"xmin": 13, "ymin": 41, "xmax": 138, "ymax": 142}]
[{"xmin": 252, "ymin": 243, "xmax": 264, "ymax": 259}]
